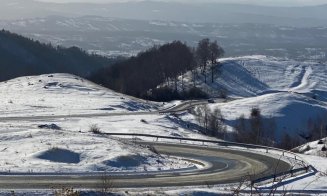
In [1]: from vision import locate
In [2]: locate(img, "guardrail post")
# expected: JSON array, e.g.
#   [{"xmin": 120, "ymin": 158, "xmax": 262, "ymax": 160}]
[
  {"xmin": 266, "ymin": 148, "xmax": 268, "ymax": 153},
  {"xmin": 283, "ymin": 151, "xmax": 285, "ymax": 156},
  {"xmin": 251, "ymin": 182, "xmax": 253, "ymax": 195}
]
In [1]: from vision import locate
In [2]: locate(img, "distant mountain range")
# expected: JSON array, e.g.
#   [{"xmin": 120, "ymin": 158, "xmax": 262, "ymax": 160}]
[
  {"xmin": 1, "ymin": 15, "xmax": 327, "ymax": 61},
  {"xmin": 0, "ymin": 30, "xmax": 114, "ymax": 81},
  {"xmin": 1, "ymin": 0, "xmax": 327, "ymax": 27}
]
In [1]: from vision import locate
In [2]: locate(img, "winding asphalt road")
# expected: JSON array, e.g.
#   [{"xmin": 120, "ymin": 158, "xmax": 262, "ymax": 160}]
[
  {"xmin": 0, "ymin": 99, "xmax": 292, "ymax": 189},
  {"xmin": 0, "ymin": 142, "xmax": 291, "ymax": 189},
  {"xmin": 0, "ymin": 99, "xmax": 223, "ymax": 122}
]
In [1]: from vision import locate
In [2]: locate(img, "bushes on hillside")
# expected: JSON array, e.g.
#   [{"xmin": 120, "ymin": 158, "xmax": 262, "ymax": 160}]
[
  {"xmin": 145, "ymin": 87, "xmax": 208, "ymax": 102},
  {"xmin": 182, "ymin": 87, "xmax": 209, "ymax": 100},
  {"xmin": 145, "ymin": 87, "xmax": 180, "ymax": 102}
]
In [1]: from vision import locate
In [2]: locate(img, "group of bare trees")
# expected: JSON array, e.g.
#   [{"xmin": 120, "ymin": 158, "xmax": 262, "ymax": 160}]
[
  {"xmin": 234, "ymin": 108, "xmax": 327, "ymax": 150},
  {"xmin": 304, "ymin": 116, "xmax": 327, "ymax": 141},
  {"xmin": 279, "ymin": 133, "xmax": 301, "ymax": 150},
  {"xmin": 192, "ymin": 105, "xmax": 327, "ymax": 150},
  {"xmin": 196, "ymin": 38, "xmax": 225, "ymax": 83},
  {"xmin": 279, "ymin": 115, "xmax": 327, "ymax": 150},
  {"xmin": 192, "ymin": 105, "xmax": 277, "ymax": 143},
  {"xmin": 235, "ymin": 108, "xmax": 276, "ymax": 147},
  {"xmin": 90, "ymin": 38, "xmax": 224, "ymax": 101},
  {"xmin": 90, "ymin": 40, "xmax": 195, "ymax": 98},
  {"xmin": 192, "ymin": 105, "xmax": 227, "ymax": 139}
]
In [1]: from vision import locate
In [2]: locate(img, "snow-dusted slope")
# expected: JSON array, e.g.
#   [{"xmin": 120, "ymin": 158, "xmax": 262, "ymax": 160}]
[
  {"xmin": 0, "ymin": 73, "xmax": 156, "ymax": 117},
  {"xmin": 214, "ymin": 92, "xmax": 327, "ymax": 138},
  {"xmin": 179, "ymin": 55, "xmax": 327, "ymax": 99},
  {"xmin": 294, "ymin": 138, "xmax": 327, "ymax": 157},
  {"xmin": 176, "ymin": 56, "xmax": 327, "ymax": 138},
  {"xmin": 226, "ymin": 56, "xmax": 327, "ymax": 97}
]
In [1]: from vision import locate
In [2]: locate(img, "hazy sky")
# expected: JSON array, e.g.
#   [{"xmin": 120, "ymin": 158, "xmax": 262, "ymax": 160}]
[{"xmin": 36, "ymin": 0, "xmax": 327, "ymax": 6}]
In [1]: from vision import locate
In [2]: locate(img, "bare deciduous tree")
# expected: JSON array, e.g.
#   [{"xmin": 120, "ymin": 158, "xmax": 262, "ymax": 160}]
[
  {"xmin": 99, "ymin": 172, "xmax": 113, "ymax": 195},
  {"xmin": 208, "ymin": 108, "xmax": 227, "ymax": 139},
  {"xmin": 209, "ymin": 40, "xmax": 225, "ymax": 83},
  {"xmin": 196, "ymin": 38, "xmax": 210, "ymax": 84}
]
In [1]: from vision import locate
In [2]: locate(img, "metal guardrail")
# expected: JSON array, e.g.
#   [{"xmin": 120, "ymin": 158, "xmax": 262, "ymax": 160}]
[
  {"xmin": 105, "ymin": 133, "xmax": 307, "ymax": 162},
  {"xmin": 105, "ymin": 133, "xmax": 314, "ymax": 185},
  {"xmin": 252, "ymin": 166, "xmax": 312, "ymax": 185}
]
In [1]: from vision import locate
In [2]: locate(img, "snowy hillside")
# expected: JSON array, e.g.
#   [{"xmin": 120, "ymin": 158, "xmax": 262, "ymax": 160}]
[
  {"xmin": 179, "ymin": 55, "xmax": 327, "ymax": 98},
  {"xmin": 177, "ymin": 55, "xmax": 327, "ymax": 139},
  {"xmin": 294, "ymin": 138, "xmax": 327, "ymax": 157},
  {"xmin": 0, "ymin": 74, "xmax": 211, "ymax": 173},
  {"xmin": 0, "ymin": 73, "xmax": 156, "ymax": 117},
  {"xmin": 215, "ymin": 92, "xmax": 327, "ymax": 138},
  {"xmin": 0, "ymin": 62, "xmax": 327, "ymax": 195}
]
